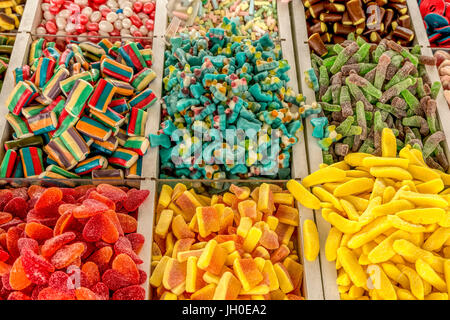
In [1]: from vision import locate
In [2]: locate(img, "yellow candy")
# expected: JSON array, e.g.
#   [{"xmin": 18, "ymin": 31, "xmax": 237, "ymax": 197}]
[
  {"xmin": 273, "ymin": 263, "xmax": 294, "ymax": 293},
  {"xmin": 264, "ymin": 260, "xmax": 280, "ymax": 291},
  {"xmin": 415, "ymin": 259, "xmax": 447, "ymax": 292},
  {"xmin": 396, "ymin": 288, "xmax": 416, "ymax": 300},
  {"xmin": 185, "ymin": 256, "xmax": 198, "ymax": 293},
  {"xmin": 423, "ymin": 227, "xmax": 450, "ymax": 251},
  {"xmin": 415, "ymin": 178, "xmax": 444, "ymax": 194},
  {"xmin": 286, "ymin": 180, "xmax": 321, "ymax": 210},
  {"xmin": 397, "ymin": 191, "xmax": 448, "ymax": 208},
  {"xmin": 399, "ymin": 265, "xmax": 424, "ymax": 300},
  {"xmin": 370, "ymin": 166, "xmax": 412, "ymax": 180},
  {"xmin": 393, "ymin": 239, "xmax": 445, "ymax": 273},
  {"xmin": 425, "ymin": 292, "xmax": 448, "ymax": 300},
  {"xmin": 348, "ymin": 216, "xmax": 392, "ymax": 249},
  {"xmin": 337, "ymin": 247, "xmax": 367, "ymax": 288},
  {"xmin": 370, "ymin": 199, "xmax": 414, "ymax": 218},
  {"xmin": 367, "ymin": 264, "xmax": 397, "ymax": 300},
  {"xmin": 395, "ymin": 208, "xmax": 445, "ymax": 225},
  {"xmin": 444, "ymin": 260, "xmax": 450, "ymax": 296},
  {"xmin": 333, "ymin": 178, "xmax": 374, "ymax": 197},
  {"xmin": 408, "ymin": 164, "xmax": 440, "ymax": 182},
  {"xmin": 336, "ymin": 269, "xmax": 351, "ymax": 286},
  {"xmin": 342, "ymin": 195, "xmax": 369, "ymax": 211},
  {"xmin": 237, "ymin": 217, "xmax": 253, "ymax": 238},
  {"xmin": 303, "ymin": 219, "xmax": 320, "ymax": 261},
  {"xmin": 149, "ymin": 256, "xmax": 171, "ymax": 288},
  {"xmin": 358, "ymin": 196, "xmax": 382, "ymax": 225},
  {"xmin": 381, "ymin": 127, "xmax": 397, "ymax": 157},
  {"xmin": 312, "ymin": 186, "xmax": 343, "ymax": 211},
  {"xmin": 328, "ymin": 211, "xmax": 362, "ymax": 234},
  {"xmin": 301, "ymin": 166, "xmax": 347, "ymax": 188},
  {"xmin": 367, "ymin": 230, "xmax": 410, "ymax": 263},
  {"xmin": 382, "ymin": 262, "xmax": 410, "ymax": 289},
  {"xmin": 325, "ymin": 227, "xmax": 343, "ymax": 261},
  {"xmin": 155, "ymin": 209, "xmax": 174, "ymax": 238},
  {"xmin": 362, "ymin": 157, "xmax": 409, "ymax": 169},
  {"xmin": 344, "ymin": 153, "xmax": 375, "ymax": 167},
  {"xmin": 243, "ymin": 227, "xmax": 262, "ymax": 252},
  {"xmin": 387, "ymin": 215, "xmax": 427, "ymax": 233},
  {"xmin": 340, "ymin": 199, "xmax": 360, "ymax": 221}
]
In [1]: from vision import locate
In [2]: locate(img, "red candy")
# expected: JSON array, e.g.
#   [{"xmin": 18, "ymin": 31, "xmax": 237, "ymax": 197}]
[
  {"xmin": 143, "ymin": 2, "xmax": 155, "ymax": 14},
  {"xmin": 0, "ymin": 184, "xmax": 149, "ymax": 300},
  {"xmin": 133, "ymin": 1, "xmax": 143, "ymax": 12}
]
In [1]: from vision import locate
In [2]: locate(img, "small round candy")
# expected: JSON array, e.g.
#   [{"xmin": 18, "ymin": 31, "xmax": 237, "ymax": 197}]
[
  {"xmin": 114, "ymin": 20, "xmax": 122, "ymax": 29},
  {"xmin": 92, "ymin": 0, "xmax": 107, "ymax": 4},
  {"xmin": 56, "ymin": 17, "xmax": 67, "ymax": 29},
  {"xmin": 123, "ymin": 6, "xmax": 133, "ymax": 17},
  {"xmin": 86, "ymin": 22, "xmax": 99, "ymax": 31},
  {"xmin": 41, "ymin": 3, "xmax": 50, "ymax": 11},
  {"xmin": 49, "ymin": 5, "xmax": 60, "ymax": 15},
  {"xmin": 117, "ymin": 12, "xmax": 124, "ymax": 20},
  {"xmin": 43, "ymin": 11, "xmax": 55, "ymax": 21},
  {"xmin": 58, "ymin": 9, "xmax": 70, "ymax": 19},
  {"xmin": 74, "ymin": 0, "xmax": 88, "ymax": 5},
  {"xmin": 145, "ymin": 19, "xmax": 154, "ymax": 31},
  {"xmin": 68, "ymin": 3, "xmax": 81, "ymax": 13},
  {"xmin": 99, "ymin": 20, "xmax": 114, "ymax": 32},
  {"xmin": 36, "ymin": 26, "xmax": 47, "ymax": 35},
  {"xmin": 130, "ymin": 25, "xmax": 138, "ymax": 34},
  {"xmin": 52, "ymin": 0, "xmax": 64, "ymax": 5},
  {"xmin": 143, "ymin": 2, "xmax": 155, "ymax": 14},
  {"xmin": 133, "ymin": 1, "xmax": 143, "ymax": 13},
  {"xmin": 122, "ymin": 17, "xmax": 131, "ymax": 29},
  {"xmin": 65, "ymin": 22, "xmax": 76, "ymax": 33},
  {"xmin": 139, "ymin": 25, "xmax": 148, "ymax": 35},
  {"xmin": 101, "ymin": 7, "xmax": 112, "ymax": 17},
  {"xmin": 46, "ymin": 20, "xmax": 58, "ymax": 34},
  {"xmin": 79, "ymin": 14, "xmax": 89, "ymax": 24},
  {"xmin": 75, "ymin": 23, "xmax": 86, "ymax": 33},
  {"xmin": 81, "ymin": 7, "xmax": 93, "ymax": 17},
  {"xmin": 149, "ymin": 11, "xmax": 154, "ymax": 19},
  {"xmin": 90, "ymin": 11, "xmax": 102, "ymax": 22},
  {"xmin": 106, "ymin": 11, "xmax": 118, "ymax": 23},
  {"xmin": 130, "ymin": 14, "xmax": 142, "ymax": 27}
]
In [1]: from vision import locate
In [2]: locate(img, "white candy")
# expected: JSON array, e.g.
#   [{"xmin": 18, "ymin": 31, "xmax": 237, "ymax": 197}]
[
  {"xmin": 99, "ymin": 20, "xmax": 114, "ymax": 32},
  {"xmin": 41, "ymin": 3, "xmax": 50, "ymax": 11},
  {"xmin": 78, "ymin": 33, "xmax": 88, "ymax": 42},
  {"xmin": 43, "ymin": 12, "xmax": 55, "ymax": 21},
  {"xmin": 74, "ymin": 0, "xmax": 88, "ymax": 6},
  {"xmin": 65, "ymin": 22, "xmax": 76, "ymax": 33},
  {"xmin": 56, "ymin": 17, "xmax": 67, "ymax": 29},
  {"xmin": 90, "ymin": 11, "xmax": 102, "ymax": 23},
  {"xmin": 106, "ymin": 12, "xmax": 118, "ymax": 23},
  {"xmin": 123, "ymin": 7, "xmax": 133, "ymax": 17},
  {"xmin": 138, "ymin": 13, "xmax": 147, "ymax": 20},
  {"xmin": 99, "ymin": 5, "xmax": 109, "ymax": 11},
  {"xmin": 120, "ymin": 28, "xmax": 131, "ymax": 37},
  {"xmin": 139, "ymin": 25, "xmax": 148, "ymax": 35},
  {"xmin": 56, "ymin": 30, "xmax": 66, "ymax": 36},
  {"xmin": 118, "ymin": 13, "xmax": 124, "ymax": 20},
  {"xmin": 81, "ymin": 7, "xmax": 93, "ymax": 17},
  {"xmin": 114, "ymin": 20, "xmax": 122, "ymax": 30},
  {"xmin": 36, "ymin": 26, "xmax": 46, "ymax": 35},
  {"xmin": 122, "ymin": 17, "xmax": 132, "ymax": 29},
  {"xmin": 129, "ymin": 25, "xmax": 138, "ymax": 34},
  {"xmin": 106, "ymin": 0, "xmax": 118, "ymax": 8},
  {"xmin": 58, "ymin": 9, "xmax": 70, "ymax": 19},
  {"xmin": 99, "ymin": 30, "xmax": 109, "ymax": 37}
]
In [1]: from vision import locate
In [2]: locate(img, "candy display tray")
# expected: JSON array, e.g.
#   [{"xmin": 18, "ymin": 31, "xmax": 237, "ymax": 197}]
[
  {"xmin": 290, "ymin": 0, "xmax": 450, "ymax": 300},
  {"xmin": 148, "ymin": 179, "xmax": 324, "ymax": 300},
  {"xmin": 0, "ymin": 177, "xmax": 155, "ymax": 300}
]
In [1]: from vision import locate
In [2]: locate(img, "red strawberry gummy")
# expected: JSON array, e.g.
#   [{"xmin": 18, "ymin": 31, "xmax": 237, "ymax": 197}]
[
  {"xmin": 41, "ymin": 232, "xmax": 76, "ymax": 258},
  {"xmin": 91, "ymin": 282, "xmax": 109, "ymax": 300},
  {"xmin": 0, "ymin": 190, "xmax": 13, "ymax": 211},
  {"xmin": 0, "ymin": 248, "xmax": 9, "ymax": 262},
  {"xmin": 88, "ymin": 191, "xmax": 115, "ymax": 211},
  {"xmin": 21, "ymin": 249, "xmax": 55, "ymax": 285},
  {"xmin": 96, "ymin": 184, "xmax": 127, "ymax": 203},
  {"xmin": 114, "ymin": 236, "xmax": 143, "ymax": 264},
  {"xmin": 102, "ymin": 269, "xmax": 135, "ymax": 291},
  {"xmin": 73, "ymin": 199, "xmax": 109, "ymax": 219},
  {"xmin": 3, "ymin": 198, "xmax": 28, "ymax": 219},
  {"xmin": 37, "ymin": 287, "xmax": 75, "ymax": 300},
  {"xmin": 17, "ymin": 238, "xmax": 39, "ymax": 255},
  {"xmin": 25, "ymin": 222, "xmax": 53, "ymax": 241},
  {"xmin": 48, "ymin": 271, "xmax": 76, "ymax": 292},
  {"xmin": 125, "ymin": 233, "xmax": 145, "ymax": 254},
  {"xmin": 112, "ymin": 285, "xmax": 145, "ymax": 300},
  {"xmin": 82, "ymin": 214, "xmax": 119, "ymax": 243},
  {"xmin": 0, "ymin": 212, "xmax": 12, "ymax": 225},
  {"xmin": 8, "ymin": 291, "xmax": 31, "ymax": 300},
  {"xmin": 123, "ymin": 189, "xmax": 149, "ymax": 212},
  {"xmin": 50, "ymin": 242, "xmax": 86, "ymax": 269},
  {"xmin": 73, "ymin": 185, "xmax": 96, "ymax": 200},
  {"xmin": 34, "ymin": 187, "xmax": 63, "ymax": 213},
  {"xmin": 117, "ymin": 213, "xmax": 137, "ymax": 233},
  {"xmin": 10, "ymin": 188, "xmax": 28, "ymax": 201}
]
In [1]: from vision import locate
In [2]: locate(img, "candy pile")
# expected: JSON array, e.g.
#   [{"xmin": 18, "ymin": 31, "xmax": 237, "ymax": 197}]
[
  {"xmin": 419, "ymin": 0, "xmax": 450, "ymax": 47},
  {"xmin": 434, "ymin": 50, "xmax": 450, "ymax": 105},
  {"xmin": 150, "ymin": 183, "xmax": 304, "ymax": 300},
  {"xmin": 304, "ymin": 0, "xmax": 415, "ymax": 54},
  {"xmin": 0, "ymin": 0, "xmax": 24, "ymax": 32},
  {"xmin": 151, "ymin": 29, "xmax": 317, "ymax": 180},
  {"xmin": 1, "ymin": 39, "xmax": 156, "ymax": 181},
  {"xmin": 37, "ymin": 0, "xmax": 155, "ymax": 43},
  {"xmin": 306, "ymin": 37, "xmax": 448, "ymax": 171},
  {"xmin": 0, "ymin": 183, "xmax": 149, "ymax": 300},
  {"xmin": 289, "ymin": 128, "xmax": 450, "ymax": 300},
  {"xmin": 170, "ymin": 0, "xmax": 279, "ymax": 40},
  {"xmin": 0, "ymin": 35, "xmax": 15, "ymax": 91}
]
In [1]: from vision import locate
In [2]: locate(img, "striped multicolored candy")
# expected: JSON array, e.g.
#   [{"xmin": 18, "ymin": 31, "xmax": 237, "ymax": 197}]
[
  {"xmin": 42, "ymin": 67, "xmax": 69, "ymax": 100},
  {"xmin": 13, "ymin": 65, "xmax": 31, "ymax": 84},
  {"xmin": 27, "ymin": 111, "xmax": 58, "ymax": 135},
  {"xmin": 5, "ymin": 113, "xmax": 33, "ymax": 139},
  {"xmin": 4, "ymin": 135, "xmax": 43, "ymax": 151},
  {"xmin": 125, "ymin": 156, "xmax": 142, "ymax": 178},
  {"xmin": 75, "ymin": 155, "xmax": 108, "ymax": 175},
  {"xmin": 109, "ymin": 98, "xmax": 129, "ymax": 115},
  {"xmin": 42, "ymin": 95, "xmax": 66, "ymax": 117},
  {"xmin": 76, "ymin": 116, "xmax": 112, "ymax": 142},
  {"xmin": 123, "ymin": 136, "xmax": 149, "ymax": 156},
  {"xmin": 0, "ymin": 149, "xmax": 17, "ymax": 178},
  {"xmin": 128, "ymin": 88, "xmax": 157, "ymax": 110},
  {"xmin": 79, "ymin": 41, "xmax": 106, "ymax": 58},
  {"xmin": 98, "ymin": 39, "xmax": 113, "ymax": 54},
  {"xmin": 20, "ymin": 147, "xmax": 44, "ymax": 178},
  {"xmin": 44, "ymin": 137, "xmax": 78, "ymax": 170},
  {"xmin": 59, "ymin": 48, "xmax": 74, "ymax": 68},
  {"xmin": 131, "ymin": 68, "xmax": 156, "ymax": 91},
  {"xmin": 53, "ymin": 113, "xmax": 79, "ymax": 138},
  {"xmin": 118, "ymin": 42, "xmax": 147, "ymax": 72},
  {"xmin": 91, "ymin": 135, "xmax": 118, "ymax": 156},
  {"xmin": 92, "ymin": 168, "xmax": 124, "ymax": 181},
  {"xmin": 43, "ymin": 47, "xmax": 60, "ymax": 61},
  {"xmin": 140, "ymin": 48, "xmax": 152, "ymax": 68},
  {"xmin": 87, "ymin": 78, "xmax": 117, "ymax": 113},
  {"xmin": 106, "ymin": 78, "xmax": 134, "ymax": 96},
  {"xmin": 116, "ymin": 128, "xmax": 128, "ymax": 146},
  {"xmin": 127, "ymin": 107, "xmax": 147, "ymax": 137},
  {"xmin": 12, "ymin": 155, "xmax": 23, "ymax": 178},
  {"xmin": 24, "ymin": 81, "xmax": 40, "ymax": 104},
  {"xmin": 35, "ymin": 57, "xmax": 56, "ymax": 88},
  {"xmin": 81, "ymin": 134, "xmax": 94, "ymax": 147},
  {"xmin": 21, "ymin": 105, "xmax": 46, "ymax": 118},
  {"xmin": 90, "ymin": 107, "xmax": 125, "ymax": 128},
  {"xmin": 109, "ymin": 147, "xmax": 138, "ymax": 168},
  {"xmin": 101, "ymin": 58, "xmax": 133, "ymax": 82},
  {"xmin": 46, "ymin": 154, "xmax": 59, "ymax": 166},
  {"xmin": 74, "ymin": 52, "xmax": 90, "ymax": 70},
  {"xmin": 45, "ymin": 164, "xmax": 80, "ymax": 179},
  {"xmin": 38, "ymin": 170, "xmax": 76, "ymax": 187},
  {"xmin": 6, "ymin": 81, "xmax": 33, "ymax": 115},
  {"xmin": 59, "ymin": 71, "xmax": 93, "ymax": 96},
  {"xmin": 28, "ymin": 39, "xmax": 45, "ymax": 65},
  {"xmin": 60, "ymin": 127, "xmax": 90, "ymax": 162},
  {"xmin": 64, "ymin": 79, "xmax": 94, "ymax": 117}
]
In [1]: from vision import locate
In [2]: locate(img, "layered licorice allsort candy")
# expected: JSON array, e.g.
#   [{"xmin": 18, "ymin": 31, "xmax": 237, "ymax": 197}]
[
  {"xmin": 307, "ymin": 37, "xmax": 447, "ymax": 172},
  {"xmin": 1, "ymin": 38, "xmax": 156, "ymax": 182},
  {"xmin": 150, "ymin": 183, "xmax": 304, "ymax": 300}
]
